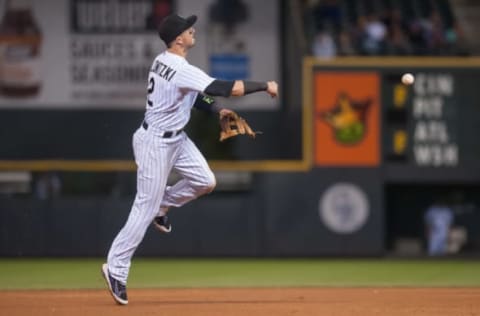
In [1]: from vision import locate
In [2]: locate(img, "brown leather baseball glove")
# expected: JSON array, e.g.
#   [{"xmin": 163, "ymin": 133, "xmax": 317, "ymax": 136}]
[{"xmin": 219, "ymin": 110, "xmax": 259, "ymax": 141}]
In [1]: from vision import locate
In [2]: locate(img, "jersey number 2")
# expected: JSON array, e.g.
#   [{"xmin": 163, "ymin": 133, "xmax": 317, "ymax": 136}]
[{"xmin": 147, "ymin": 77, "xmax": 155, "ymax": 107}]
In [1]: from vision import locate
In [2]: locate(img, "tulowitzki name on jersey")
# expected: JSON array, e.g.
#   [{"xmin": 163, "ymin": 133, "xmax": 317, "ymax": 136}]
[{"xmin": 150, "ymin": 61, "xmax": 177, "ymax": 81}]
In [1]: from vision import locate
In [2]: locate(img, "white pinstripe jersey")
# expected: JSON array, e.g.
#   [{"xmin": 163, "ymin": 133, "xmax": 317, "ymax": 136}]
[{"xmin": 144, "ymin": 51, "xmax": 215, "ymax": 131}]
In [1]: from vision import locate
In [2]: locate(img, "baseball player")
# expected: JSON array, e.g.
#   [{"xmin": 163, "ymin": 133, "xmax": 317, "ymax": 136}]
[{"xmin": 101, "ymin": 13, "xmax": 278, "ymax": 305}]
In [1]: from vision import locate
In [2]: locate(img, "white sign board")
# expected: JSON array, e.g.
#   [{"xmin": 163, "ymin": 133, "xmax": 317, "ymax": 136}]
[{"xmin": 0, "ymin": 0, "xmax": 279, "ymax": 110}]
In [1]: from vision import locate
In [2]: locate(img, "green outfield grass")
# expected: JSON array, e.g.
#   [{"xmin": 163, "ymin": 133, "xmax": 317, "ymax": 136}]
[{"xmin": 0, "ymin": 258, "xmax": 479, "ymax": 290}]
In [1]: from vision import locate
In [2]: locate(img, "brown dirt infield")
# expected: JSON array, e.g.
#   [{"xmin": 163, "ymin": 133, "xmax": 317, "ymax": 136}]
[{"xmin": 1, "ymin": 287, "xmax": 479, "ymax": 316}]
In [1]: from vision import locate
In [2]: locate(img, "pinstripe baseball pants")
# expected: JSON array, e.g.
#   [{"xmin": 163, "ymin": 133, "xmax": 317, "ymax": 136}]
[{"xmin": 107, "ymin": 126, "xmax": 216, "ymax": 283}]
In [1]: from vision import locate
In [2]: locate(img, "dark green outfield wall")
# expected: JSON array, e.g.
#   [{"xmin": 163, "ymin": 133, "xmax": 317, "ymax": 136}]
[{"xmin": 0, "ymin": 171, "xmax": 384, "ymax": 257}]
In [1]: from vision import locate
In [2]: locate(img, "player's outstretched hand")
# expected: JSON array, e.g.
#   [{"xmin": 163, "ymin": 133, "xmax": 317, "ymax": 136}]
[{"xmin": 266, "ymin": 81, "xmax": 278, "ymax": 98}]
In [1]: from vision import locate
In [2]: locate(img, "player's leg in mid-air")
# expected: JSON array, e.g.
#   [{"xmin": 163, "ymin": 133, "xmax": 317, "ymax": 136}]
[
  {"xmin": 153, "ymin": 135, "xmax": 216, "ymax": 233},
  {"xmin": 102, "ymin": 128, "xmax": 179, "ymax": 304}
]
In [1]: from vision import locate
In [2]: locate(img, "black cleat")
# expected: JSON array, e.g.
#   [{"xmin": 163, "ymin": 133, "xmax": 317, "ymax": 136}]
[
  {"xmin": 153, "ymin": 215, "xmax": 172, "ymax": 233},
  {"xmin": 101, "ymin": 263, "xmax": 128, "ymax": 305}
]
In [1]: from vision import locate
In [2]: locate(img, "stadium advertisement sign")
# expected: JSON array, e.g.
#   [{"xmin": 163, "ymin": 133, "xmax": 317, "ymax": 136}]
[{"xmin": 0, "ymin": 0, "xmax": 278, "ymax": 109}]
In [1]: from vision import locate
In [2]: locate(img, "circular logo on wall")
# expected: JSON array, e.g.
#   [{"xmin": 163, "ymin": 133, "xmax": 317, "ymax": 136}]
[{"xmin": 319, "ymin": 183, "xmax": 370, "ymax": 234}]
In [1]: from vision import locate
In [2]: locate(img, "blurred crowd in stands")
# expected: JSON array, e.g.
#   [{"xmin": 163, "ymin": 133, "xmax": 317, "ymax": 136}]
[{"xmin": 304, "ymin": 0, "xmax": 469, "ymax": 58}]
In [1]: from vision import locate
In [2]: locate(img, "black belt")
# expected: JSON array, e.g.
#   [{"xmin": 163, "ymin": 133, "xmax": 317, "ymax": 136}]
[{"xmin": 142, "ymin": 121, "xmax": 183, "ymax": 138}]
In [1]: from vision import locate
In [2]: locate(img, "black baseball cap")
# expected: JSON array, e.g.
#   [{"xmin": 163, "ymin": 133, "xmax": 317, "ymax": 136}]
[{"xmin": 158, "ymin": 14, "xmax": 197, "ymax": 46}]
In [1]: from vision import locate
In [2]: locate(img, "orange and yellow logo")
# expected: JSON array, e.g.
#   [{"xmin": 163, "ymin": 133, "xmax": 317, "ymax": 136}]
[
  {"xmin": 314, "ymin": 72, "xmax": 380, "ymax": 166},
  {"xmin": 319, "ymin": 92, "xmax": 372, "ymax": 145}
]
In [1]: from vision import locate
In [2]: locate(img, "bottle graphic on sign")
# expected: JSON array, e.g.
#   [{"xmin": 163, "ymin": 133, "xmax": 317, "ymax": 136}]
[{"xmin": 0, "ymin": 0, "xmax": 42, "ymax": 97}]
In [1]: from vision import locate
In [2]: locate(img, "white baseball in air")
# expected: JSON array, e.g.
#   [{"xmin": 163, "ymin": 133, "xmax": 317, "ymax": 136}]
[{"xmin": 401, "ymin": 73, "xmax": 415, "ymax": 85}]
